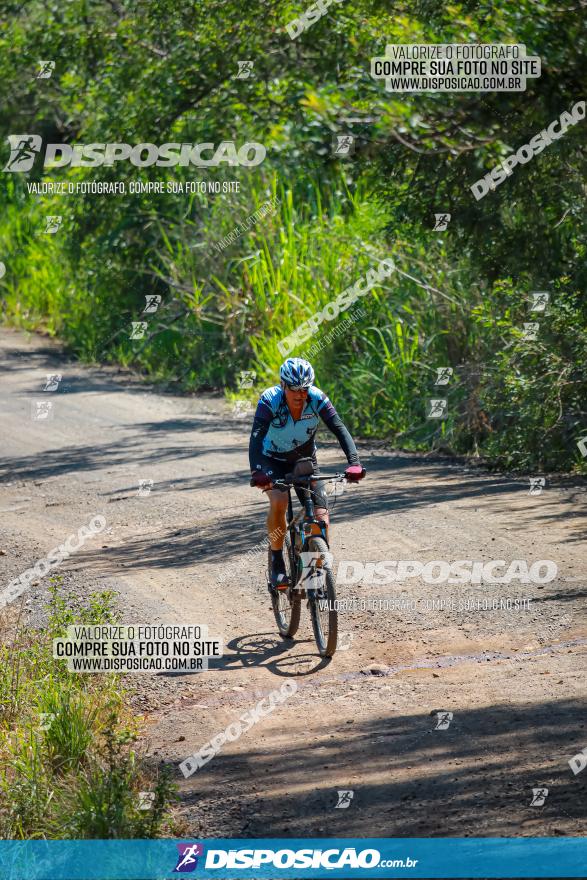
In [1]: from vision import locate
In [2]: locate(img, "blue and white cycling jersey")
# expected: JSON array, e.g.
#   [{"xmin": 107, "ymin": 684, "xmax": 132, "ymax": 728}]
[
  {"xmin": 252, "ymin": 385, "xmax": 336, "ymax": 461},
  {"xmin": 248, "ymin": 383, "xmax": 360, "ymax": 474}
]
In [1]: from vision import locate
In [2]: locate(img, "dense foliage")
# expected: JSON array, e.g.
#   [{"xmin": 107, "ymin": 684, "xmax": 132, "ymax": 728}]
[{"xmin": 0, "ymin": 0, "xmax": 585, "ymax": 471}]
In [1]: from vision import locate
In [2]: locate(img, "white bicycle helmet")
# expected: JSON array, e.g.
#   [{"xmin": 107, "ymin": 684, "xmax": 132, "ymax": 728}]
[{"xmin": 280, "ymin": 357, "xmax": 315, "ymax": 389}]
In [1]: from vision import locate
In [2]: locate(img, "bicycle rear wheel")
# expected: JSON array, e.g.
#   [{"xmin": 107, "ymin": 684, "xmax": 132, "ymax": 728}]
[
  {"xmin": 269, "ymin": 531, "xmax": 301, "ymax": 639},
  {"xmin": 307, "ymin": 536, "xmax": 337, "ymax": 657}
]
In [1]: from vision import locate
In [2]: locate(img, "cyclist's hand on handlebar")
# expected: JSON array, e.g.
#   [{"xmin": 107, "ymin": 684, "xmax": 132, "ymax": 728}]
[
  {"xmin": 250, "ymin": 471, "xmax": 273, "ymax": 489},
  {"xmin": 345, "ymin": 464, "xmax": 366, "ymax": 482}
]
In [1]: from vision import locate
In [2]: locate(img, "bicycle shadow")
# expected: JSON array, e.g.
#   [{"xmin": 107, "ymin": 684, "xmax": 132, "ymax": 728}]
[{"xmin": 160, "ymin": 632, "xmax": 332, "ymax": 678}]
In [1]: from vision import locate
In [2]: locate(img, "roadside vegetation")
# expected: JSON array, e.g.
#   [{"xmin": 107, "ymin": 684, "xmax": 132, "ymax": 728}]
[
  {"xmin": 0, "ymin": 0, "xmax": 585, "ymax": 472},
  {"xmin": 0, "ymin": 579, "xmax": 176, "ymax": 839}
]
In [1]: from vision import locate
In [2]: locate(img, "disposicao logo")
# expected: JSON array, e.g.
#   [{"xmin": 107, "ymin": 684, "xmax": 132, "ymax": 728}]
[
  {"xmin": 173, "ymin": 843, "xmax": 204, "ymax": 873},
  {"xmin": 203, "ymin": 846, "xmax": 385, "ymax": 870},
  {"xmin": 3, "ymin": 136, "xmax": 266, "ymax": 171},
  {"xmin": 470, "ymin": 100, "xmax": 585, "ymax": 200}
]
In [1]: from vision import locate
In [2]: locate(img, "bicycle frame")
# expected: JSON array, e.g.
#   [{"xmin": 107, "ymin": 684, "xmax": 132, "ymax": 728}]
[
  {"xmin": 286, "ymin": 479, "xmax": 328, "ymax": 539},
  {"xmin": 275, "ymin": 474, "xmax": 339, "ymax": 595},
  {"xmin": 266, "ymin": 466, "xmax": 356, "ymax": 658},
  {"xmin": 265, "ymin": 466, "xmax": 345, "ymax": 592}
]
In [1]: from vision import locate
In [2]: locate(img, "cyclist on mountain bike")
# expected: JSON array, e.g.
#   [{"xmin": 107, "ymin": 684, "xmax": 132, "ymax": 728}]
[{"xmin": 249, "ymin": 357, "xmax": 366, "ymax": 589}]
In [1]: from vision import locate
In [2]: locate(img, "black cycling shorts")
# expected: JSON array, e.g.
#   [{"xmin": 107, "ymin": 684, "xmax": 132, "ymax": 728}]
[{"xmin": 259, "ymin": 454, "xmax": 329, "ymax": 511}]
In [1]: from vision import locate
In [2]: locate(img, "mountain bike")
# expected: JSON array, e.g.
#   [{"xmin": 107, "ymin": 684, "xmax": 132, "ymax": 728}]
[{"xmin": 264, "ymin": 458, "xmax": 348, "ymax": 658}]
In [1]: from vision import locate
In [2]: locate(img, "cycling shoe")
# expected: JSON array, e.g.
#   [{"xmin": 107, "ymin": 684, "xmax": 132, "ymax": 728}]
[{"xmin": 270, "ymin": 550, "xmax": 290, "ymax": 591}]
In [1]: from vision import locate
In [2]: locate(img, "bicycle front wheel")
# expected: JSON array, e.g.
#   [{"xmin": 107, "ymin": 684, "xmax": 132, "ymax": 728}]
[{"xmin": 307, "ymin": 536, "xmax": 337, "ymax": 657}]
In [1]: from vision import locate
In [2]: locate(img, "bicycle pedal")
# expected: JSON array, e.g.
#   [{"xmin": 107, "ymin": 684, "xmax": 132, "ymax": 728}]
[
  {"xmin": 269, "ymin": 575, "xmax": 290, "ymax": 591},
  {"xmin": 268, "ymin": 582, "xmax": 288, "ymax": 594}
]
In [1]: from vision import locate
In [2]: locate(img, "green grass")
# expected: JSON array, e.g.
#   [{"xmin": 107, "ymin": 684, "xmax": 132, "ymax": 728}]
[{"xmin": 0, "ymin": 579, "xmax": 177, "ymax": 839}]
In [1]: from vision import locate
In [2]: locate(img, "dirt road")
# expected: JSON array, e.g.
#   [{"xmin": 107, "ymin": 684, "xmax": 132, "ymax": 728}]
[{"xmin": 0, "ymin": 327, "xmax": 585, "ymax": 838}]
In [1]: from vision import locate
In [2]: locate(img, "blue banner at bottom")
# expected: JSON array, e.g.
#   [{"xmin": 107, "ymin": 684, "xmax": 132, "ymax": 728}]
[{"xmin": 0, "ymin": 838, "xmax": 585, "ymax": 879}]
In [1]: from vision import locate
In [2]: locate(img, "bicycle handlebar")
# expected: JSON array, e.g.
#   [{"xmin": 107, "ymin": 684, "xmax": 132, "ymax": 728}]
[
  {"xmin": 286, "ymin": 472, "xmax": 345, "ymax": 483},
  {"xmin": 262, "ymin": 472, "xmax": 347, "ymax": 492}
]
